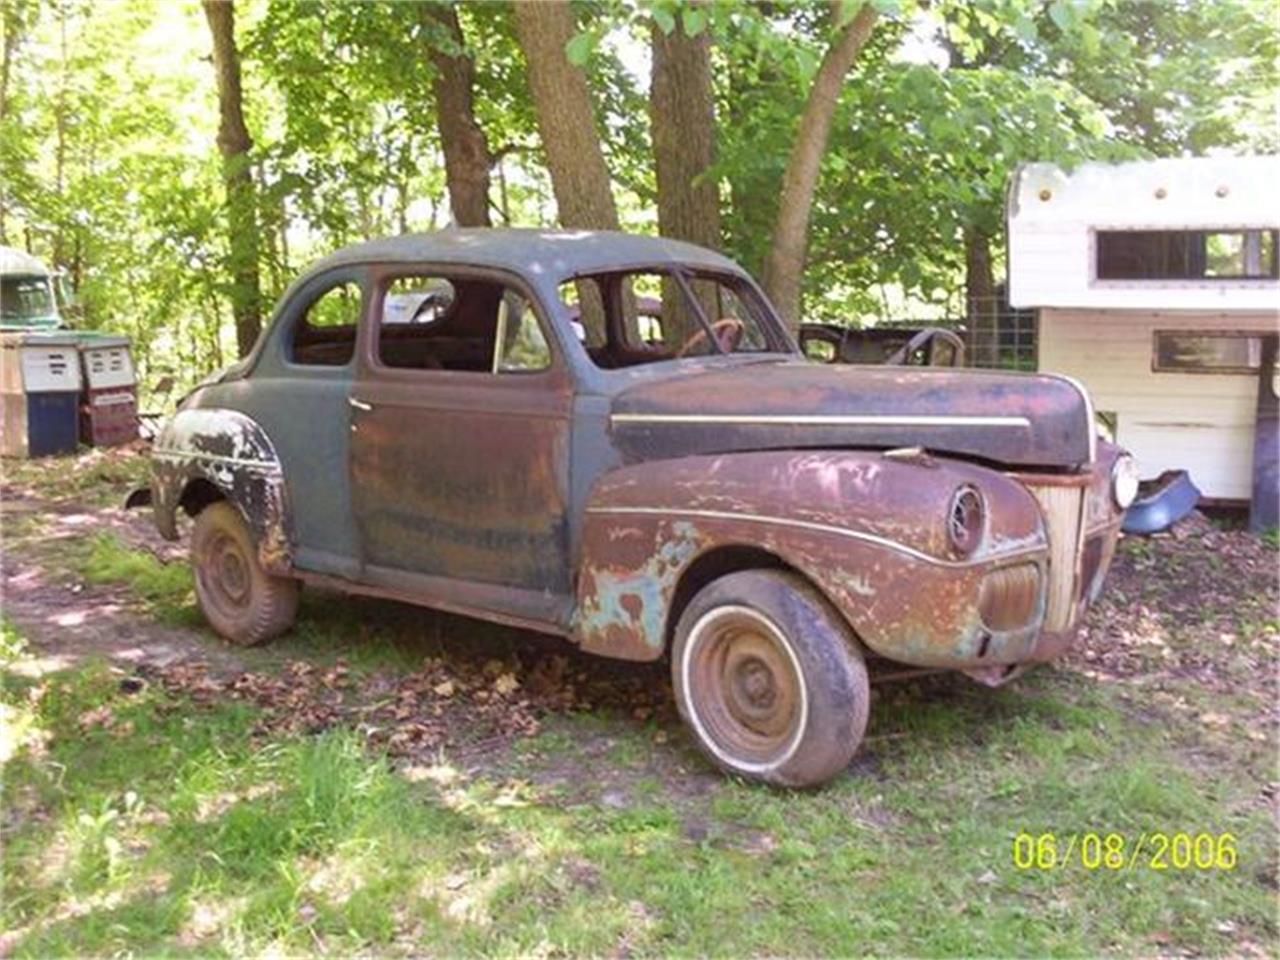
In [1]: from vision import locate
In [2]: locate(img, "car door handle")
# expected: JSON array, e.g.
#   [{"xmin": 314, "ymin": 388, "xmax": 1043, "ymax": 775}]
[{"xmin": 348, "ymin": 397, "xmax": 373, "ymax": 412}]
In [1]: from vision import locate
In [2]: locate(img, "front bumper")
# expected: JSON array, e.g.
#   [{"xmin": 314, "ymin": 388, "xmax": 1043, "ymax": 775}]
[{"xmin": 1121, "ymin": 470, "xmax": 1200, "ymax": 535}]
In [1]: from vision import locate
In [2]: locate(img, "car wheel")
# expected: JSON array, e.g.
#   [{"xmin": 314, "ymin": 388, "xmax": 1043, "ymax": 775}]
[
  {"xmin": 672, "ymin": 569, "xmax": 870, "ymax": 788},
  {"xmin": 191, "ymin": 501, "xmax": 298, "ymax": 645}
]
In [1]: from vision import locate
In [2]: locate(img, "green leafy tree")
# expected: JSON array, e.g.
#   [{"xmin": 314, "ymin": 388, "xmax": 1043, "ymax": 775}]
[{"xmin": 760, "ymin": 1, "xmax": 878, "ymax": 329}]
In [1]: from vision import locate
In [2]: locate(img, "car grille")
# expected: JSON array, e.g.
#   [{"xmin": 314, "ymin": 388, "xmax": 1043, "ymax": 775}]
[
  {"xmin": 1023, "ymin": 482, "xmax": 1087, "ymax": 631},
  {"xmin": 978, "ymin": 562, "xmax": 1041, "ymax": 631}
]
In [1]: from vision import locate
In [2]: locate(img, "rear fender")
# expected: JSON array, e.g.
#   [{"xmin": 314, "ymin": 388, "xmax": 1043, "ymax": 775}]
[{"xmin": 150, "ymin": 408, "xmax": 292, "ymax": 573}]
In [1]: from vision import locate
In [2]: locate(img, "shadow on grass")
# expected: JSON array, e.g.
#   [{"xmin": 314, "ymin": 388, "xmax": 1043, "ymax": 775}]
[{"xmin": 5, "ymin": 556, "xmax": 1277, "ymax": 957}]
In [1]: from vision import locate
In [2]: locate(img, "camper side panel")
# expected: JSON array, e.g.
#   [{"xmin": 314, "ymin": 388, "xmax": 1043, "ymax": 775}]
[{"xmin": 1038, "ymin": 308, "xmax": 1276, "ymax": 501}]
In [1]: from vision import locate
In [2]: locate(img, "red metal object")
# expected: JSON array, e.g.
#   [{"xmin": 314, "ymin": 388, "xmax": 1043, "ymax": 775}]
[
  {"xmin": 77, "ymin": 336, "xmax": 138, "ymax": 448},
  {"xmin": 81, "ymin": 388, "xmax": 138, "ymax": 447}
]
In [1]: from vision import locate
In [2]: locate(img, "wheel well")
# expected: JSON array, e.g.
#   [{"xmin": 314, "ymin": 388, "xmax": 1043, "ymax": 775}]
[
  {"xmin": 664, "ymin": 545, "xmax": 790, "ymax": 653},
  {"xmin": 179, "ymin": 478, "xmax": 225, "ymax": 517}
]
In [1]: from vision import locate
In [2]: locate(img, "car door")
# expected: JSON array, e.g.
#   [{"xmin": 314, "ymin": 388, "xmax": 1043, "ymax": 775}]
[
  {"xmin": 348, "ymin": 266, "xmax": 574, "ymax": 628},
  {"xmin": 236, "ymin": 265, "xmax": 366, "ymax": 580}
]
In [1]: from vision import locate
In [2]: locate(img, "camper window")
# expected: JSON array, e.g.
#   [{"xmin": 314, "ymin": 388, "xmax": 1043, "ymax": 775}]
[
  {"xmin": 1153, "ymin": 331, "xmax": 1263, "ymax": 374},
  {"xmin": 1096, "ymin": 229, "xmax": 1279, "ymax": 281}
]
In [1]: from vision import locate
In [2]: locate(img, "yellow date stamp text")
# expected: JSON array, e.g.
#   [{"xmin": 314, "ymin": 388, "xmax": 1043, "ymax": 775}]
[{"xmin": 1012, "ymin": 831, "xmax": 1237, "ymax": 872}]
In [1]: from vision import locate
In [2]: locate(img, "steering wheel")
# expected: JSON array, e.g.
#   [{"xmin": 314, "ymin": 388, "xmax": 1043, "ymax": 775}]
[
  {"xmin": 676, "ymin": 318, "xmax": 745, "ymax": 358},
  {"xmin": 410, "ymin": 292, "xmax": 447, "ymax": 325},
  {"xmin": 885, "ymin": 327, "xmax": 965, "ymax": 367}
]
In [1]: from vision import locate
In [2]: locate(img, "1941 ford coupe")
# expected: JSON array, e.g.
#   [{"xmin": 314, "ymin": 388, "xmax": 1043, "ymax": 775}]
[{"xmin": 131, "ymin": 230, "xmax": 1137, "ymax": 787}]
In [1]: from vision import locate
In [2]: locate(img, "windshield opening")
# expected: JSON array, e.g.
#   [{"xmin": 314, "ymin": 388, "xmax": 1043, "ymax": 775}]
[
  {"xmin": 560, "ymin": 268, "xmax": 788, "ymax": 370},
  {"xmin": 1, "ymin": 275, "xmax": 56, "ymax": 323}
]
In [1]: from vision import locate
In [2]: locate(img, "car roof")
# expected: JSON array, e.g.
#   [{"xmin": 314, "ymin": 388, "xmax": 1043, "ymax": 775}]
[{"xmin": 304, "ymin": 228, "xmax": 746, "ymax": 285}]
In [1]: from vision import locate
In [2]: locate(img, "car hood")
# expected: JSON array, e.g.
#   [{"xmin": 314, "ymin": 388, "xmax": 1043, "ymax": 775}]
[{"xmin": 609, "ymin": 360, "xmax": 1094, "ymax": 469}]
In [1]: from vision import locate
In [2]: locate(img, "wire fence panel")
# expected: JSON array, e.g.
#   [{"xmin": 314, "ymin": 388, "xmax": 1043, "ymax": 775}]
[{"xmin": 871, "ymin": 300, "xmax": 1038, "ymax": 372}]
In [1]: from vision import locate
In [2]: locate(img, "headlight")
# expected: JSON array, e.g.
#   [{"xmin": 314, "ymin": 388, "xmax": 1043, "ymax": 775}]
[
  {"xmin": 947, "ymin": 485, "xmax": 985, "ymax": 558},
  {"xmin": 1111, "ymin": 454, "xmax": 1140, "ymax": 510}
]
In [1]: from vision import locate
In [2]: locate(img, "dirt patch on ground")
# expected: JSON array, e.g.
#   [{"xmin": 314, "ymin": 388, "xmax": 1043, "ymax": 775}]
[
  {"xmin": 1069, "ymin": 513, "xmax": 1278, "ymax": 723},
  {"xmin": 2, "ymin": 480, "xmax": 241, "ymax": 678}
]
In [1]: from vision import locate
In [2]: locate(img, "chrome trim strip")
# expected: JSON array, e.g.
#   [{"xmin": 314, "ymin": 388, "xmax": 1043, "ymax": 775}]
[
  {"xmin": 585, "ymin": 505, "xmax": 1044, "ymax": 569},
  {"xmin": 152, "ymin": 449, "xmax": 281, "ymax": 472},
  {"xmin": 610, "ymin": 413, "xmax": 1032, "ymax": 428}
]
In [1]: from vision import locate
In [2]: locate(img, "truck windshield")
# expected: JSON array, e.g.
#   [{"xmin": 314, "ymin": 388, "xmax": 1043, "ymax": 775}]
[{"xmin": 1, "ymin": 275, "xmax": 56, "ymax": 324}]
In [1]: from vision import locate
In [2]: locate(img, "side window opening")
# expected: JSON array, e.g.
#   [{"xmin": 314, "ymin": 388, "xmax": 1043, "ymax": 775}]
[
  {"xmin": 1, "ymin": 275, "xmax": 56, "ymax": 323},
  {"xmin": 378, "ymin": 274, "xmax": 551, "ymax": 374},
  {"xmin": 559, "ymin": 277, "xmax": 607, "ymax": 348},
  {"xmin": 290, "ymin": 281, "xmax": 361, "ymax": 366},
  {"xmin": 494, "ymin": 291, "xmax": 551, "ymax": 373},
  {"xmin": 383, "ymin": 278, "xmax": 455, "ymax": 327},
  {"xmin": 802, "ymin": 334, "xmax": 839, "ymax": 363}
]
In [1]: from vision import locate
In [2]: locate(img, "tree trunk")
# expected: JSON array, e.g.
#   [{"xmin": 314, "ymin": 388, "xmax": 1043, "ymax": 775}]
[
  {"xmin": 52, "ymin": 3, "xmax": 67, "ymax": 267},
  {"xmin": 761, "ymin": 2, "xmax": 877, "ymax": 329},
  {"xmin": 202, "ymin": 0, "xmax": 262, "ymax": 359},
  {"xmin": 649, "ymin": 7, "xmax": 720, "ymax": 342},
  {"xmin": 513, "ymin": 0, "xmax": 622, "ymax": 342},
  {"xmin": 963, "ymin": 225, "xmax": 997, "ymax": 368},
  {"xmin": 512, "ymin": 0, "xmax": 619, "ymax": 231},
  {"xmin": 650, "ymin": 9, "xmax": 719, "ymax": 251},
  {"xmin": 422, "ymin": 4, "xmax": 491, "ymax": 227},
  {"xmin": 0, "ymin": 0, "xmax": 29, "ymax": 245},
  {"xmin": 0, "ymin": 0, "xmax": 19, "ymax": 123}
]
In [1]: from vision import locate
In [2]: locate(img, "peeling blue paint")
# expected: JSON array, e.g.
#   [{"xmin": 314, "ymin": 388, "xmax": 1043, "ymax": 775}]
[{"xmin": 577, "ymin": 520, "xmax": 704, "ymax": 651}]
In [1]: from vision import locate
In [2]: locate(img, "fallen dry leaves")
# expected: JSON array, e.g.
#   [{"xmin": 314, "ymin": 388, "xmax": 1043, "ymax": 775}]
[
  {"xmin": 1070, "ymin": 511, "xmax": 1279, "ymax": 738},
  {"xmin": 138, "ymin": 649, "xmax": 673, "ymax": 763},
  {"xmin": 65, "ymin": 493, "xmax": 1277, "ymax": 765}
]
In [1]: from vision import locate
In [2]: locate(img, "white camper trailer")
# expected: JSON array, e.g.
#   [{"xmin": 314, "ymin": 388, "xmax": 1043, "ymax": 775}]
[{"xmin": 1007, "ymin": 156, "xmax": 1279, "ymax": 517}]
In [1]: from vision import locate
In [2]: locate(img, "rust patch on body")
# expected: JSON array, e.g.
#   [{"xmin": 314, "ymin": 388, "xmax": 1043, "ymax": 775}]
[
  {"xmin": 571, "ymin": 448, "xmax": 1098, "ymax": 668},
  {"xmin": 574, "ymin": 519, "xmax": 708, "ymax": 660},
  {"xmin": 150, "ymin": 408, "xmax": 293, "ymax": 574}
]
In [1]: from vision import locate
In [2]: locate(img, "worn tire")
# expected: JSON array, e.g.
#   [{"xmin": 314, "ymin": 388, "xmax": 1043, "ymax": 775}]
[
  {"xmin": 191, "ymin": 501, "xmax": 298, "ymax": 646},
  {"xmin": 671, "ymin": 569, "xmax": 870, "ymax": 788}
]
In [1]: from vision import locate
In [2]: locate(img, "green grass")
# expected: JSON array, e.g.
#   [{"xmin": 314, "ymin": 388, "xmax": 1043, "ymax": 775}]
[
  {"xmin": 2, "ymin": 448, "xmax": 150, "ymax": 508},
  {"xmin": 4, "ymin": 455, "xmax": 1276, "ymax": 956},
  {"xmin": 1, "ymin": 618, "xmax": 27, "ymax": 663},
  {"xmin": 76, "ymin": 533, "xmax": 199, "ymax": 626},
  {"xmin": 3, "ymin": 625, "xmax": 1275, "ymax": 958}
]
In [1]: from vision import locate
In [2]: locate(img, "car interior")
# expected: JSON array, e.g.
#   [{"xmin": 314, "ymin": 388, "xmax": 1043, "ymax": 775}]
[
  {"xmin": 288, "ymin": 269, "xmax": 777, "ymax": 373},
  {"xmin": 290, "ymin": 277, "xmax": 534, "ymax": 373},
  {"xmin": 568, "ymin": 270, "xmax": 775, "ymax": 368}
]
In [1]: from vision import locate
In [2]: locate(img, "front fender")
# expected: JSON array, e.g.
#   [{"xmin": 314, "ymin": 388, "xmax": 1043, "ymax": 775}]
[
  {"xmin": 571, "ymin": 450, "xmax": 1049, "ymax": 666},
  {"xmin": 150, "ymin": 408, "xmax": 293, "ymax": 574}
]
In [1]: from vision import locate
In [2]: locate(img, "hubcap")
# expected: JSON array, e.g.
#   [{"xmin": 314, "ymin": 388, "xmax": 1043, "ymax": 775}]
[
  {"xmin": 199, "ymin": 530, "xmax": 252, "ymax": 616},
  {"xmin": 218, "ymin": 547, "xmax": 249, "ymax": 601},
  {"xmin": 683, "ymin": 607, "xmax": 806, "ymax": 770}
]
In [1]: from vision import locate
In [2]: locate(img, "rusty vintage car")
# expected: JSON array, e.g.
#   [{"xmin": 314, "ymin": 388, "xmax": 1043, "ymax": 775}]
[{"xmin": 131, "ymin": 230, "xmax": 1138, "ymax": 787}]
